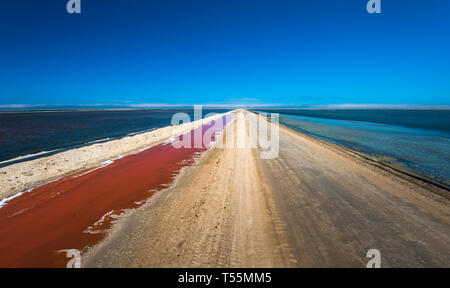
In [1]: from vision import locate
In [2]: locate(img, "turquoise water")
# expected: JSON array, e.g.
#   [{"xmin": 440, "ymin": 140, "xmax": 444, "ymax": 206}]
[
  {"xmin": 254, "ymin": 110, "xmax": 450, "ymax": 188},
  {"xmin": 255, "ymin": 109, "xmax": 450, "ymax": 133}
]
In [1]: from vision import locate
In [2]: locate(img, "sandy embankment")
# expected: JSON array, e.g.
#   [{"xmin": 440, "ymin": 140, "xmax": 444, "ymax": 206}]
[
  {"xmin": 0, "ymin": 111, "xmax": 232, "ymax": 201},
  {"xmin": 84, "ymin": 110, "xmax": 449, "ymax": 267},
  {"xmin": 83, "ymin": 110, "xmax": 298, "ymax": 267}
]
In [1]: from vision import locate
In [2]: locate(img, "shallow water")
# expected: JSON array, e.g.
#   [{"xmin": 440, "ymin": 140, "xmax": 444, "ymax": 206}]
[{"xmin": 254, "ymin": 110, "xmax": 450, "ymax": 188}]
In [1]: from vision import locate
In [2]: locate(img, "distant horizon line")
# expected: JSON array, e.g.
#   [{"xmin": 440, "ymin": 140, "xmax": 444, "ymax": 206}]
[{"xmin": 0, "ymin": 103, "xmax": 449, "ymax": 111}]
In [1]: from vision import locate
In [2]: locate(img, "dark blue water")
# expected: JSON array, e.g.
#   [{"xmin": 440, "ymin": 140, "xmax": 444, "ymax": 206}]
[
  {"xmin": 0, "ymin": 109, "xmax": 229, "ymax": 165},
  {"xmin": 254, "ymin": 109, "xmax": 450, "ymax": 188}
]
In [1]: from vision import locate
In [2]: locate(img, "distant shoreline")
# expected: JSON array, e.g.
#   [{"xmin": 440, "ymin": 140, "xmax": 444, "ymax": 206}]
[
  {"xmin": 1, "ymin": 104, "xmax": 450, "ymax": 112},
  {"xmin": 0, "ymin": 108, "xmax": 232, "ymax": 113}
]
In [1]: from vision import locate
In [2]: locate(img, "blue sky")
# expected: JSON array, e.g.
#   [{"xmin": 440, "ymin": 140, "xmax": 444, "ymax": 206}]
[{"xmin": 1, "ymin": 0, "xmax": 449, "ymax": 107}]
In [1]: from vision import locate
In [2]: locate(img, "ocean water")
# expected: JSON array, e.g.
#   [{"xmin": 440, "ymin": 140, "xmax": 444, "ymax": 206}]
[
  {"xmin": 254, "ymin": 109, "xmax": 450, "ymax": 188},
  {"xmin": 0, "ymin": 109, "xmax": 229, "ymax": 165}
]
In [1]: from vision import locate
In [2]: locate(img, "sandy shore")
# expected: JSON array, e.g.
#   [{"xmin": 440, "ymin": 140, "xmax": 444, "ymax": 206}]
[
  {"xmin": 83, "ymin": 110, "xmax": 298, "ymax": 267},
  {"xmin": 83, "ymin": 110, "xmax": 449, "ymax": 267},
  {"xmin": 0, "ymin": 111, "xmax": 231, "ymax": 201}
]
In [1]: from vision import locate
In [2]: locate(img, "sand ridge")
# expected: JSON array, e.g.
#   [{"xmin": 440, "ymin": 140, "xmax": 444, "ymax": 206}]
[
  {"xmin": 83, "ymin": 110, "xmax": 450, "ymax": 267},
  {"xmin": 82, "ymin": 110, "xmax": 297, "ymax": 267}
]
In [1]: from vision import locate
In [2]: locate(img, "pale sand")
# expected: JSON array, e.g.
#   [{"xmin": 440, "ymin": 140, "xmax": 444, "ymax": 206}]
[
  {"xmin": 83, "ymin": 110, "xmax": 449, "ymax": 267},
  {"xmin": 0, "ymin": 111, "xmax": 232, "ymax": 201},
  {"xmin": 83, "ymin": 110, "xmax": 298, "ymax": 267}
]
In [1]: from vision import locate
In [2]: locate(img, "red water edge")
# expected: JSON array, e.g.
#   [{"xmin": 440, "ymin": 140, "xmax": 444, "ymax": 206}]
[{"xmin": 0, "ymin": 116, "xmax": 232, "ymax": 267}]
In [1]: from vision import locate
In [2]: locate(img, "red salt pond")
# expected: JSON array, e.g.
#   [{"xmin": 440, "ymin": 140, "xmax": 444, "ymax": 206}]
[{"xmin": 0, "ymin": 115, "xmax": 232, "ymax": 267}]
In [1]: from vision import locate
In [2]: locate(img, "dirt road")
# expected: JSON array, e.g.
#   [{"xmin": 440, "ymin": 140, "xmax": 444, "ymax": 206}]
[{"xmin": 84, "ymin": 110, "xmax": 450, "ymax": 267}]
